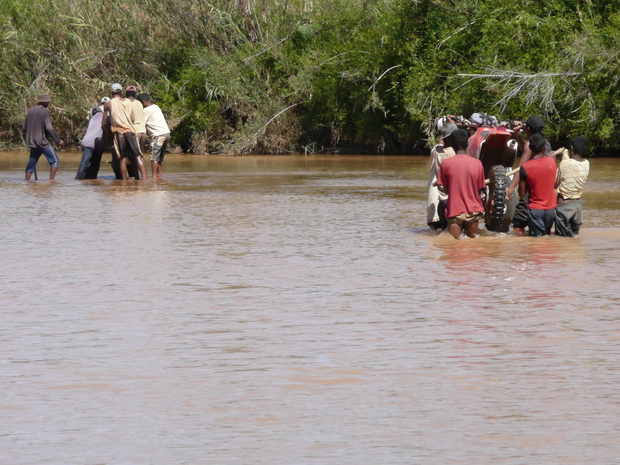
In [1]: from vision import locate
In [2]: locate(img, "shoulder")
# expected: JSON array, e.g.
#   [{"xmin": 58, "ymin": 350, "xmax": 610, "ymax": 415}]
[
  {"xmin": 465, "ymin": 155, "xmax": 484, "ymax": 171},
  {"xmin": 441, "ymin": 154, "xmax": 457, "ymax": 166},
  {"xmin": 432, "ymin": 144, "xmax": 444, "ymax": 154}
]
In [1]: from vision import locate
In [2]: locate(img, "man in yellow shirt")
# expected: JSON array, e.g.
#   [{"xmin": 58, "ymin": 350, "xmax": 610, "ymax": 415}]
[{"xmin": 555, "ymin": 137, "xmax": 589, "ymax": 237}]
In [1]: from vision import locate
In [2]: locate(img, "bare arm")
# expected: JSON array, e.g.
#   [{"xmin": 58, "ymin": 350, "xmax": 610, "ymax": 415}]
[
  {"xmin": 554, "ymin": 163, "xmax": 562, "ymax": 189},
  {"xmin": 507, "ymin": 135, "xmax": 533, "ymax": 199},
  {"xmin": 436, "ymin": 165, "xmax": 447, "ymax": 194},
  {"xmin": 102, "ymin": 101, "xmax": 112, "ymax": 139},
  {"xmin": 513, "ymin": 123, "xmax": 525, "ymax": 151},
  {"xmin": 518, "ymin": 178, "xmax": 528, "ymax": 198}
]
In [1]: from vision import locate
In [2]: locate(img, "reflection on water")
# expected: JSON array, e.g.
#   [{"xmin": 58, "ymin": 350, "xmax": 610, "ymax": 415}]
[{"xmin": 2, "ymin": 152, "xmax": 620, "ymax": 464}]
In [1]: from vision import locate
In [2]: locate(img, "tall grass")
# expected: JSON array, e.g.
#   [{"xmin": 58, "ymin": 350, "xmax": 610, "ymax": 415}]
[{"xmin": 1, "ymin": 0, "xmax": 620, "ymax": 153}]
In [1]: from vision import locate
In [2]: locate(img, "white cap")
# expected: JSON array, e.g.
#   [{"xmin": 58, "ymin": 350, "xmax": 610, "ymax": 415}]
[
  {"xmin": 100, "ymin": 96, "xmax": 110, "ymax": 104},
  {"xmin": 110, "ymin": 83, "xmax": 122, "ymax": 92}
]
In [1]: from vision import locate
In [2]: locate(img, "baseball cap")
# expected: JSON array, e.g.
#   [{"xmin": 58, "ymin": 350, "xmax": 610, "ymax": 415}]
[
  {"xmin": 100, "ymin": 96, "xmax": 110, "ymax": 104},
  {"xmin": 126, "ymin": 85, "xmax": 137, "ymax": 92},
  {"xmin": 37, "ymin": 93, "xmax": 51, "ymax": 103},
  {"xmin": 110, "ymin": 83, "xmax": 122, "ymax": 92},
  {"xmin": 439, "ymin": 122, "xmax": 458, "ymax": 141},
  {"xmin": 524, "ymin": 116, "xmax": 544, "ymax": 133}
]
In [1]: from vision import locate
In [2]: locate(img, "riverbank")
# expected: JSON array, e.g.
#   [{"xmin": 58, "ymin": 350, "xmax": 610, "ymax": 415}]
[{"xmin": 3, "ymin": 1, "xmax": 620, "ymax": 155}]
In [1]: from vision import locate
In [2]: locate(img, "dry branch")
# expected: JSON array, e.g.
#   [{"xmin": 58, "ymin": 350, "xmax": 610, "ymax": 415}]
[{"xmin": 457, "ymin": 69, "xmax": 581, "ymax": 113}]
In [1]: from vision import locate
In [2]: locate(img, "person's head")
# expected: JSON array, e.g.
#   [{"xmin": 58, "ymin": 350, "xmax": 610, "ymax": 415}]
[
  {"xmin": 136, "ymin": 93, "xmax": 152, "ymax": 107},
  {"xmin": 110, "ymin": 83, "xmax": 122, "ymax": 96},
  {"xmin": 449, "ymin": 128, "xmax": 470, "ymax": 152},
  {"xmin": 37, "ymin": 93, "xmax": 51, "ymax": 107},
  {"xmin": 570, "ymin": 136, "xmax": 588, "ymax": 157},
  {"xmin": 439, "ymin": 122, "xmax": 458, "ymax": 146},
  {"xmin": 524, "ymin": 116, "xmax": 544, "ymax": 135},
  {"xmin": 528, "ymin": 133, "xmax": 547, "ymax": 155},
  {"xmin": 100, "ymin": 96, "xmax": 110, "ymax": 105},
  {"xmin": 90, "ymin": 107, "xmax": 102, "ymax": 118},
  {"xmin": 125, "ymin": 85, "xmax": 137, "ymax": 98}
]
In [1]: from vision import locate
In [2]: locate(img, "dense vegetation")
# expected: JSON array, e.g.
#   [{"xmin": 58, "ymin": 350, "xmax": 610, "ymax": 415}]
[{"xmin": 2, "ymin": 0, "xmax": 620, "ymax": 154}]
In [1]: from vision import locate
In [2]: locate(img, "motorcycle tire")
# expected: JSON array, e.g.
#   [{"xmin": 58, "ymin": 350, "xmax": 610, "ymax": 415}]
[{"xmin": 485, "ymin": 165, "xmax": 507, "ymax": 232}]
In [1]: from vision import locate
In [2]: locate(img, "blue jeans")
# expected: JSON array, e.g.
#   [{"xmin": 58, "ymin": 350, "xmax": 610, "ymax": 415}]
[
  {"xmin": 555, "ymin": 201, "xmax": 582, "ymax": 237},
  {"xmin": 527, "ymin": 208, "xmax": 556, "ymax": 237},
  {"xmin": 25, "ymin": 146, "xmax": 59, "ymax": 172}
]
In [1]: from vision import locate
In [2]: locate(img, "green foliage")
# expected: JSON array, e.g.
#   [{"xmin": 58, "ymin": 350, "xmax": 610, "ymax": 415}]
[{"xmin": 2, "ymin": 0, "xmax": 620, "ymax": 154}]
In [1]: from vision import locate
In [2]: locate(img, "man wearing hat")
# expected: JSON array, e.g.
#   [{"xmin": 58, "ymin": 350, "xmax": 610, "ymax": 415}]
[
  {"xmin": 76, "ymin": 107, "xmax": 105, "ymax": 179},
  {"xmin": 507, "ymin": 115, "xmax": 552, "ymax": 235},
  {"xmin": 23, "ymin": 93, "xmax": 65, "ymax": 181},
  {"xmin": 427, "ymin": 121, "xmax": 458, "ymax": 230},
  {"xmin": 101, "ymin": 83, "xmax": 148, "ymax": 180},
  {"xmin": 137, "ymin": 93, "xmax": 171, "ymax": 179}
]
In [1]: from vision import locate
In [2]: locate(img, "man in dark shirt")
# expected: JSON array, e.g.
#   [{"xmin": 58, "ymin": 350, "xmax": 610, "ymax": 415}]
[{"xmin": 23, "ymin": 93, "xmax": 65, "ymax": 181}]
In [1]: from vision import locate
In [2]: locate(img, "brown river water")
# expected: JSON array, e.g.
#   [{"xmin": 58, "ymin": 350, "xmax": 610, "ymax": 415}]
[{"xmin": 2, "ymin": 151, "xmax": 620, "ymax": 464}]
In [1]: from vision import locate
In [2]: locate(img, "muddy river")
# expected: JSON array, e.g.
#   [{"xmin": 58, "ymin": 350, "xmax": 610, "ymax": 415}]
[{"xmin": 2, "ymin": 152, "xmax": 620, "ymax": 464}]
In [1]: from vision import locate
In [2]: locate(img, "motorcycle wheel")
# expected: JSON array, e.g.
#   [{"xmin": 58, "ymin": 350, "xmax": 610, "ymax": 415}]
[{"xmin": 485, "ymin": 165, "xmax": 507, "ymax": 232}]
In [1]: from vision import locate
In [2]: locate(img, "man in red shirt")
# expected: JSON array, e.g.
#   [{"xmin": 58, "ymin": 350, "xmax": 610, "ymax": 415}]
[
  {"xmin": 436, "ymin": 129, "xmax": 486, "ymax": 239},
  {"xmin": 507, "ymin": 115, "xmax": 552, "ymax": 235},
  {"xmin": 518, "ymin": 133, "xmax": 557, "ymax": 236}
]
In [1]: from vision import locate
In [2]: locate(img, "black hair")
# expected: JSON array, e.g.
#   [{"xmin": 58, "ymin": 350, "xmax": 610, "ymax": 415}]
[
  {"xmin": 570, "ymin": 136, "xmax": 588, "ymax": 157},
  {"xmin": 137, "ymin": 93, "xmax": 150, "ymax": 103},
  {"xmin": 528, "ymin": 133, "xmax": 547, "ymax": 154},
  {"xmin": 449, "ymin": 128, "xmax": 469, "ymax": 152},
  {"xmin": 126, "ymin": 90, "xmax": 137, "ymax": 98}
]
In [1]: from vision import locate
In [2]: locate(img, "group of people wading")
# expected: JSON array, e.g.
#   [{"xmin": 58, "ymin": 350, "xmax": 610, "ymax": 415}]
[
  {"xmin": 427, "ymin": 115, "xmax": 590, "ymax": 239},
  {"xmin": 22, "ymin": 91, "xmax": 590, "ymax": 239},
  {"xmin": 23, "ymin": 83, "xmax": 170, "ymax": 181}
]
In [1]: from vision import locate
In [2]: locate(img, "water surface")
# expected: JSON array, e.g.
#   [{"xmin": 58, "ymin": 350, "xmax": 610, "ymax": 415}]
[{"xmin": 1, "ymin": 152, "xmax": 619, "ymax": 464}]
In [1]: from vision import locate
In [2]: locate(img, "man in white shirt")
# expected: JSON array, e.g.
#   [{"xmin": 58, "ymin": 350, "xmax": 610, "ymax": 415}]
[
  {"xmin": 137, "ymin": 93, "xmax": 171, "ymax": 179},
  {"xmin": 76, "ymin": 107, "xmax": 104, "ymax": 179},
  {"xmin": 427, "ymin": 121, "xmax": 457, "ymax": 230}
]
